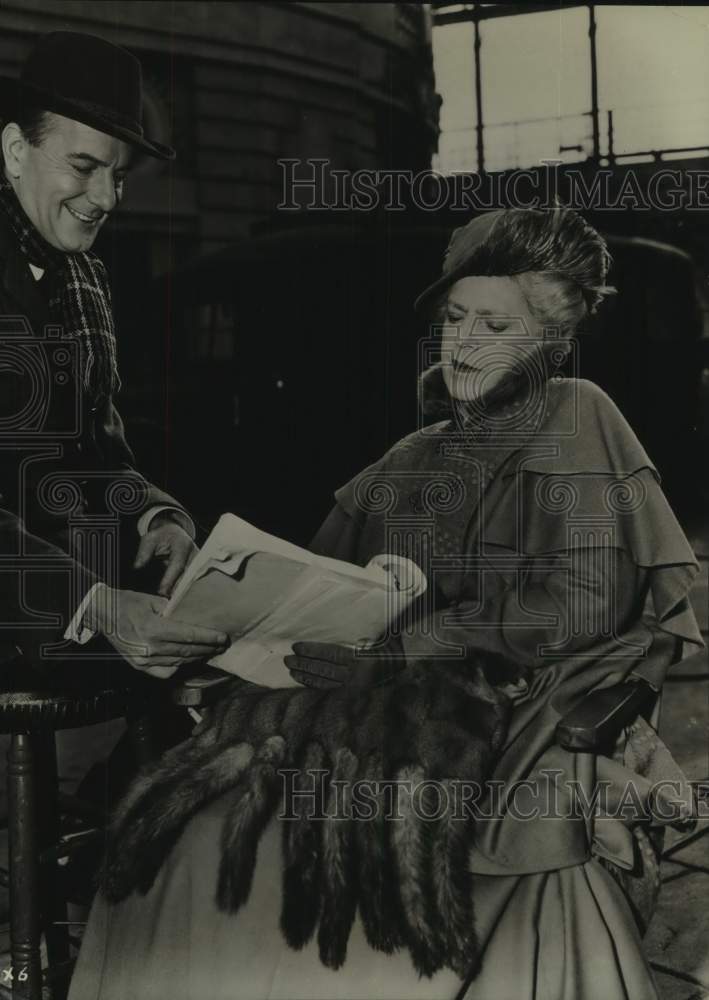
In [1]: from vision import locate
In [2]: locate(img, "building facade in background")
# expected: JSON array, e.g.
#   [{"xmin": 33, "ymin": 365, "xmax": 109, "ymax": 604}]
[{"xmin": 0, "ymin": 1, "xmax": 439, "ymax": 269}]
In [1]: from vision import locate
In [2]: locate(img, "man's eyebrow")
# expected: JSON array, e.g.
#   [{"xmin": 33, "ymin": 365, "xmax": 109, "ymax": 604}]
[{"xmin": 67, "ymin": 152, "xmax": 131, "ymax": 171}]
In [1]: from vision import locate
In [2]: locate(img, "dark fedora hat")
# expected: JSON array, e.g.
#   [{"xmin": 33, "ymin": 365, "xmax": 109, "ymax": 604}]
[{"xmin": 0, "ymin": 31, "xmax": 175, "ymax": 160}]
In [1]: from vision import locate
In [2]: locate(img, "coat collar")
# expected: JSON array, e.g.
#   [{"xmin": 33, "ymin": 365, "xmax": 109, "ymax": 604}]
[{"xmin": 0, "ymin": 208, "xmax": 51, "ymax": 333}]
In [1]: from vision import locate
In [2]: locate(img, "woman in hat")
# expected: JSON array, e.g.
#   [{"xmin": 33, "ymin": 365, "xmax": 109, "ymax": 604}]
[{"xmin": 71, "ymin": 207, "xmax": 701, "ymax": 1000}]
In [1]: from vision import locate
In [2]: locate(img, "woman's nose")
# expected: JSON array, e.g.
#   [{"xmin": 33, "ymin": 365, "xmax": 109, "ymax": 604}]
[{"xmin": 457, "ymin": 336, "xmax": 488, "ymax": 354}]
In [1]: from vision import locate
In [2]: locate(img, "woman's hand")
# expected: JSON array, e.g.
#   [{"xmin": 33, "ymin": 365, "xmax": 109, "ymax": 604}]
[{"xmin": 285, "ymin": 636, "xmax": 406, "ymax": 689}]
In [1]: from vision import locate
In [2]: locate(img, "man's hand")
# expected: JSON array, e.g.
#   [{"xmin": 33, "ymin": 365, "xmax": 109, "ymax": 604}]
[
  {"xmin": 285, "ymin": 636, "xmax": 405, "ymax": 689},
  {"xmin": 86, "ymin": 585, "xmax": 229, "ymax": 679},
  {"xmin": 133, "ymin": 515, "xmax": 197, "ymax": 598}
]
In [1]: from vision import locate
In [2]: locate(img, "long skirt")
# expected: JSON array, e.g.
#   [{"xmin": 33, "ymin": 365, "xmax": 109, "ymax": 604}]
[{"xmin": 68, "ymin": 793, "xmax": 659, "ymax": 1000}]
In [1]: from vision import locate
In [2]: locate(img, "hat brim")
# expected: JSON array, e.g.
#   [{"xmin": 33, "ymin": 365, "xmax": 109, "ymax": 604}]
[
  {"xmin": 414, "ymin": 210, "xmax": 506, "ymax": 315},
  {"xmin": 414, "ymin": 271, "xmax": 460, "ymax": 315},
  {"xmin": 0, "ymin": 77, "xmax": 175, "ymax": 160},
  {"xmin": 414, "ymin": 260, "xmax": 486, "ymax": 315}
]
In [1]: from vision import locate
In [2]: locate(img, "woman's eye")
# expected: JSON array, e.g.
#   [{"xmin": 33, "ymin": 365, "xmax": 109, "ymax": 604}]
[
  {"xmin": 74, "ymin": 166, "xmax": 93, "ymax": 177},
  {"xmin": 446, "ymin": 308, "xmax": 466, "ymax": 324},
  {"xmin": 485, "ymin": 321, "xmax": 509, "ymax": 333}
]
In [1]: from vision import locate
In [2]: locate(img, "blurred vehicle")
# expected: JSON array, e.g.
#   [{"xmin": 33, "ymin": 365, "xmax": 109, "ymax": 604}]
[
  {"xmin": 120, "ymin": 220, "xmax": 703, "ymax": 543},
  {"xmin": 582, "ymin": 234, "xmax": 703, "ymax": 518}
]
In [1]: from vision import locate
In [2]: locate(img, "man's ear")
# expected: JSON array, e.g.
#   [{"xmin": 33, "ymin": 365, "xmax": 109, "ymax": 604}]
[{"xmin": 1, "ymin": 122, "xmax": 27, "ymax": 180}]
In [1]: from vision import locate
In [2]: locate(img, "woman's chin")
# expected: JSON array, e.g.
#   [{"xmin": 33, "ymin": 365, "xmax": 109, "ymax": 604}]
[{"xmin": 444, "ymin": 367, "xmax": 501, "ymax": 403}]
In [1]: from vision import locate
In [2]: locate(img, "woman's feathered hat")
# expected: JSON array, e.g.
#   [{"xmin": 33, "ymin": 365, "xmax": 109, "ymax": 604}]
[
  {"xmin": 0, "ymin": 31, "xmax": 175, "ymax": 160},
  {"xmin": 414, "ymin": 207, "xmax": 612, "ymax": 315}
]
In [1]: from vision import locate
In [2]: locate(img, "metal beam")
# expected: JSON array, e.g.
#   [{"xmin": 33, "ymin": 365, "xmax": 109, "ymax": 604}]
[
  {"xmin": 473, "ymin": 13, "xmax": 484, "ymax": 173},
  {"xmin": 588, "ymin": 4, "xmax": 600, "ymax": 161},
  {"xmin": 432, "ymin": 3, "xmax": 586, "ymax": 27}
]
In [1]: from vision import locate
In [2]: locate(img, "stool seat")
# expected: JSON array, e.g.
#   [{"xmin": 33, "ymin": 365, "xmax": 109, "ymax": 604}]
[{"xmin": 0, "ymin": 684, "xmax": 135, "ymax": 733}]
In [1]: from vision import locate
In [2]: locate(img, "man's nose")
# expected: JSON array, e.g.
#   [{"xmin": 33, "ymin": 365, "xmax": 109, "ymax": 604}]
[{"xmin": 87, "ymin": 171, "xmax": 117, "ymax": 214}]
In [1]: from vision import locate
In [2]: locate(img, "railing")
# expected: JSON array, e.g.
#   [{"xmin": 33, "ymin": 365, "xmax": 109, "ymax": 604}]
[
  {"xmin": 435, "ymin": 111, "xmax": 594, "ymax": 174},
  {"xmin": 434, "ymin": 103, "xmax": 709, "ymax": 174}
]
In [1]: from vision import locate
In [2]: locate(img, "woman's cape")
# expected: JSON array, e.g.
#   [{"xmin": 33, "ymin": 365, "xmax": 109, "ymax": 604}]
[
  {"xmin": 482, "ymin": 376, "xmax": 702, "ymax": 654},
  {"xmin": 340, "ymin": 367, "xmax": 700, "ymax": 656}
]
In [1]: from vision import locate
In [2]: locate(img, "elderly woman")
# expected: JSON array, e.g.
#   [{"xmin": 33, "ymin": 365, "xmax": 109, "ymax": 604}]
[{"xmin": 70, "ymin": 208, "xmax": 701, "ymax": 1000}]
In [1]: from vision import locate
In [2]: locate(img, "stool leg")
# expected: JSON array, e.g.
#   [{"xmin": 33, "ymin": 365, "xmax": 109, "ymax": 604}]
[
  {"xmin": 125, "ymin": 709, "xmax": 155, "ymax": 767},
  {"xmin": 7, "ymin": 732, "xmax": 42, "ymax": 1000},
  {"xmin": 36, "ymin": 733, "xmax": 70, "ymax": 999}
]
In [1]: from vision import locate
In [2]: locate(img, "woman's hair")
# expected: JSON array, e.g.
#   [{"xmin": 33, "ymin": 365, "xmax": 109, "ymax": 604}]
[
  {"xmin": 434, "ymin": 207, "xmax": 615, "ymax": 335},
  {"xmin": 514, "ymin": 271, "xmax": 588, "ymax": 338}
]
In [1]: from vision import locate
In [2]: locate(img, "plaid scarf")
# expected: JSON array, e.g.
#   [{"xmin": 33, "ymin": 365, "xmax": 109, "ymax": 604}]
[{"xmin": 0, "ymin": 175, "xmax": 120, "ymax": 401}]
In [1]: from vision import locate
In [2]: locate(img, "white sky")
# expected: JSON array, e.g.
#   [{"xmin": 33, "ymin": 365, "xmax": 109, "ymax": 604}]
[{"xmin": 432, "ymin": 5, "xmax": 709, "ymax": 172}]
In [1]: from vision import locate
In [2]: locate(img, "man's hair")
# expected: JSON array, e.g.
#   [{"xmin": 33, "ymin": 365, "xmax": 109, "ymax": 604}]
[
  {"xmin": 0, "ymin": 106, "xmax": 53, "ymax": 172},
  {"xmin": 2, "ymin": 106, "xmax": 53, "ymax": 146}
]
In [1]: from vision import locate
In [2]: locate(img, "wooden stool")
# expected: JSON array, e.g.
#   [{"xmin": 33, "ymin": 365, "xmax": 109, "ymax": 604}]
[{"xmin": 0, "ymin": 678, "xmax": 155, "ymax": 1000}]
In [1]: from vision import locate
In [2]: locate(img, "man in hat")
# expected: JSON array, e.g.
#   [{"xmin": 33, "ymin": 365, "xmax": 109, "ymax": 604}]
[{"xmin": 0, "ymin": 31, "xmax": 229, "ymax": 681}]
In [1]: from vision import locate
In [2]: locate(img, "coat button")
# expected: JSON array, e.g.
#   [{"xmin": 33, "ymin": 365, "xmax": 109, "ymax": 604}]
[{"xmin": 76, "ymin": 442, "xmax": 82, "ymax": 453}]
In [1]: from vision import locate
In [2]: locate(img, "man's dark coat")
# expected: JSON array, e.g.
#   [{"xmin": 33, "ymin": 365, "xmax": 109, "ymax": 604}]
[{"xmin": 0, "ymin": 211, "xmax": 185, "ymax": 664}]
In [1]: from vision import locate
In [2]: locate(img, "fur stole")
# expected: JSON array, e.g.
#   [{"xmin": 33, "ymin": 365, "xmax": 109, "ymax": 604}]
[{"xmin": 100, "ymin": 653, "xmax": 526, "ymax": 979}]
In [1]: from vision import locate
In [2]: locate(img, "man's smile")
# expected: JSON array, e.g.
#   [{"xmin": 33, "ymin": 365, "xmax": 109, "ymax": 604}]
[{"xmin": 65, "ymin": 203, "xmax": 104, "ymax": 225}]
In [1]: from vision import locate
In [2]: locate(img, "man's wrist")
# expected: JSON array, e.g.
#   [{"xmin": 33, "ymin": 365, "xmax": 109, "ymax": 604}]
[
  {"xmin": 149, "ymin": 512, "xmax": 180, "ymax": 531},
  {"xmin": 84, "ymin": 582, "xmax": 113, "ymax": 633},
  {"xmin": 137, "ymin": 505, "xmax": 195, "ymax": 539}
]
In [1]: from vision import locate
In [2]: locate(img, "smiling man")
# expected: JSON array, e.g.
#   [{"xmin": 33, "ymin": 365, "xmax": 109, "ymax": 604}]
[
  {"xmin": 5, "ymin": 115, "xmax": 130, "ymax": 252},
  {"xmin": 0, "ymin": 32, "xmax": 228, "ymax": 681}
]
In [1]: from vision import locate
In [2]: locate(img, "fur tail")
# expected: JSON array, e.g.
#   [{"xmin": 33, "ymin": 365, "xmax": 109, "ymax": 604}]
[
  {"xmin": 431, "ymin": 780, "xmax": 479, "ymax": 978},
  {"xmin": 390, "ymin": 764, "xmax": 445, "ymax": 978},
  {"xmin": 354, "ymin": 749, "xmax": 405, "ymax": 955},
  {"xmin": 317, "ymin": 748, "xmax": 359, "ymax": 969},
  {"xmin": 101, "ymin": 739, "xmax": 256, "ymax": 902},
  {"xmin": 106, "ymin": 728, "xmax": 218, "ymax": 837},
  {"xmin": 217, "ymin": 736, "xmax": 286, "ymax": 912},
  {"xmin": 280, "ymin": 740, "xmax": 327, "ymax": 950}
]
